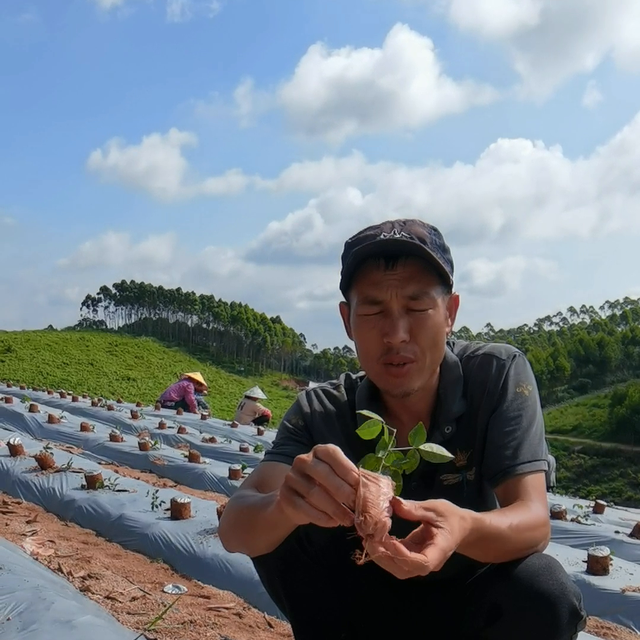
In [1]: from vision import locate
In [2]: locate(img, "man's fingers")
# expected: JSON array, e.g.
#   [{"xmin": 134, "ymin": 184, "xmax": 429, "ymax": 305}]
[
  {"xmin": 286, "ymin": 470, "xmax": 355, "ymax": 527},
  {"xmin": 391, "ymin": 497, "xmax": 440, "ymax": 524},
  {"xmin": 297, "ymin": 449, "xmax": 358, "ymax": 510},
  {"xmin": 367, "ymin": 538, "xmax": 431, "ymax": 578},
  {"xmin": 279, "ymin": 484, "xmax": 343, "ymax": 528},
  {"xmin": 314, "ymin": 444, "xmax": 361, "ymax": 489}
]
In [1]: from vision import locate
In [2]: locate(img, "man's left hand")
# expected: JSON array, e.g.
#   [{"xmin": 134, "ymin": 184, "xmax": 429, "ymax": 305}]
[{"xmin": 365, "ymin": 497, "xmax": 471, "ymax": 579}]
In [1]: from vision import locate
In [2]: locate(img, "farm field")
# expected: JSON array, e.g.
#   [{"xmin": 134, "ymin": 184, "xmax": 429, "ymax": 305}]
[{"xmin": 0, "ymin": 382, "xmax": 639, "ymax": 638}]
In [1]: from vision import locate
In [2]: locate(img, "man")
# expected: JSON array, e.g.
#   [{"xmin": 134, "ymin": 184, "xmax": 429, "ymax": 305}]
[{"xmin": 218, "ymin": 219, "xmax": 587, "ymax": 640}]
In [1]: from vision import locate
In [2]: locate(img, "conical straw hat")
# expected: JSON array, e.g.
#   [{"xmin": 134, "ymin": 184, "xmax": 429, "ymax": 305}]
[
  {"xmin": 182, "ymin": 372, "xmax": 207, "ymax": 388},
  {"xmin": 244, "ymin": 385, "xmax": 267, "ymax": 399}
]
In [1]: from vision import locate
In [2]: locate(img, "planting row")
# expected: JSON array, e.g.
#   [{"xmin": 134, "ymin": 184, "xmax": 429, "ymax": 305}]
[
  {"xmin": 0, "ymin": 396, "xmax": 268, "ymax": 496},
  {"xmin": 0, "ymin": 537, "xmax": 132, "ymax": 639},
  {"xmin": 0, "ymin": 426, "xmax": 281, "ymax": 618},
  {"xmin": 0, "ymin": 384, "xmax": 276, "ymax": 448}
]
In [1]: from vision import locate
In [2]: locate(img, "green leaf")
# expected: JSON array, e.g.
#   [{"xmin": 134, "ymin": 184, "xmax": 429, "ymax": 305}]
[
  {"xmin": 358, "ymin": 453, "xmax": 381, "ymax": 472},
  {"xmin": 387, "ymin": 451, "xmax": 406, "ymax": 470},
  {"xmin": 389, "ymin": 469, "xmax": 403, "ymax": 496},
  {"xmin": 408, "ymin": 422, "xmax": 427, "ymax": 448},
  {"xmin": 403, "ymin": 448, "xmax": 421, "ymax": 474},
  {"xmin": 357, "ymin": 409, "xmax": 385, "ymax": 423},
  {"xmin": 418, "ymin": 443, "xmax": 454, "ymax": 463},
  {"xmin": 356, "ymin": 419, "xmax": 383, "ymax": 440},
  {"xmin": 375, "ymin": 431, "xmax": 392, "ymax": 456}
]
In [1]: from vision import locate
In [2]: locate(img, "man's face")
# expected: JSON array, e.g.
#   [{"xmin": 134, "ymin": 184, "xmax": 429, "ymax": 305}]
[{"xmin": 339, "ymin": 256, "xmax": 459, "ymax": 399}]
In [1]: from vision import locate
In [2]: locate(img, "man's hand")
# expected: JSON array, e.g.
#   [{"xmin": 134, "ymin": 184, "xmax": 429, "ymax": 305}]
[
  {"xmin": 366, "ymin": 497, "xmax": 471, "ymax": 579},
  {"xmin": 275, "ymin": 444, "xmax": 360, "ymax": 530}
]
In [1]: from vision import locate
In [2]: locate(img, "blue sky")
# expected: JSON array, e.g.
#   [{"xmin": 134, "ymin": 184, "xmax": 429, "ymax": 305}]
[{"xmin": 2, "ymin": 0, "xmax": 640, "ymax": 348}]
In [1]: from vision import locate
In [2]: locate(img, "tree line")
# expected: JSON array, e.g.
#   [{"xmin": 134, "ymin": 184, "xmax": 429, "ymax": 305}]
[
  {"xmin": 77, "ymin": 280, "xmax": 358, "ymax": 382},
  {"xmin": 77, "ymin": 281, "xmax": 640, "ymax": 404}
]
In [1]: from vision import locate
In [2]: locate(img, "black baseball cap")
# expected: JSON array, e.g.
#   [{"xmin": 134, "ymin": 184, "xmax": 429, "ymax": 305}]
[{"xmin": 339, "ymin": 218, "xmax": 454, "ymax": 297}]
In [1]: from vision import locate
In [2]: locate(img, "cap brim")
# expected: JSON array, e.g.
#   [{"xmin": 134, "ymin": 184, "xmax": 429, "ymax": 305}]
[{"xmin": 340, "ymin": 238, "xmax": 452, "ymax": 297}]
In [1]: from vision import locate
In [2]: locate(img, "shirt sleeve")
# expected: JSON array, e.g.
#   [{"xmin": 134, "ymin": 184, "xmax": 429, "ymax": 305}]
[
  {"xmin": 183, "ymin": 381, "xmax": 198, "ymax": 413},
  {"xmin": 481, "ymin": 351, "xmax": 549, "ymax": 489},
  {"xmin": 262, "ymin": 394, "xmax": 314, "ymax": 466}
]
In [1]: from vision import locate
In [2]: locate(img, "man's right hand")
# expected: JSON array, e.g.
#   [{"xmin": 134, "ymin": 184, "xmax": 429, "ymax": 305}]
[{"xmin": 275, "ymin": 444, "xmax": 360, "ymax": 529}]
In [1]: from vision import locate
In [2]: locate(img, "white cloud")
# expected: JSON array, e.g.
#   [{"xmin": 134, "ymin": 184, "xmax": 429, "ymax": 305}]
[
  {"xmin": 235, "ymin": 23, "xmax": 499, "ymax": 143},
  {"xmin": 233, "ymin": 77, "xmax": 274, "ymax": 127},
  {"xmin": 0, "ymin": 216, "xmax": 16, "ymax": 227},
  {"xmin": 91, "ymin": 0, "xmax": 128, "ymax": 9},
  {"xmin": 458, "ymin": 256, "xmax": 558, "ymax": 297},
  {"xmin": 57, "ymin": 231, "xmax": 178, "ymax": 270},
  {"xmin": 91, "ymin": 0, "xmax": 221, "ymax": 21},
  {"xmin": 86, "ymin": 128, "xmax": 254, "ymax": 201},
  {"xmin": 166, "ymin": 0, "xmax": 192, "ymax": 22},
  {"xmin": 432, "ymin": 0, "xmax": 640, "ymax": 99},
  {"xmin": 582, "ymin": 79, "xmax": 603, "ymax": 109}
]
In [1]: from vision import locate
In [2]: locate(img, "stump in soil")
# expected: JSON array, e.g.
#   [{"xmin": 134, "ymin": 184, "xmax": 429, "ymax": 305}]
[
  {"xmin": 593, "ymin": 500, "xmax": 607, "ymax": 515},
  {"xmin": 154, "ymin": 402, "xmax": 162, "ymax": 411},
  {"xmin": 82, "ymin": 393, "xmax": 88, "ymax": 399},
  {"xmin": 136, "ymin": 401, "xmax": 143, "ymax": 408},
  {"xmin": 239, "ymin": 443, "xmax": 250, "ymax": 453},
  {"xmin": 130, "ymin": 409, "xmax": 140, "ymax": 420},
  {"xmin": 107, "ymin": 404, "xmax": 115, "ymax": 411},
  {"xmin": 6, "ymin": 382, "xmax": 13, "ymax": 388},
  {"xmin": 230, "ymin": 420, "xmax": 239, "ymax": 429},
  {"xmin": 97, "ymin": 397, "xmax": 104, "ymax": 403},
  {"xmin": 216, "ymin": 502, "xmax": 226, "ymax": 520},
  {"xmin": 138, "ymin": 439, "xmax": 152, "ymax": 452},
  {"xmin": 117, "ymin": 398, "xmax": 124, "ymax": 404},
  {"xmin": 34, "ymin": 452, "xmax": 56, "ymax": 471},
  {"xmin": 91, "ymin": 399, "xmax": 99, "ymax": 407},
  {"xmin": 84, "ymin": 471, "xmax": 103, "ymax": 490},
  {"xmin": 47, "ymin": 413, "xmax": 61, "ymax": 425},
  {"xmin": 28, "ymin": 403, "xmax": 40, "ymax": 413},
  {"xmin": 109, "ymin": 431, "xmax": 124, "ymax": 443},
  {"xmin": 59, "ymin": 391, "xmax": 67, "ymax": 399},
  {"xmin": 257, "ymin": 426, "xmax": 265, "ymax": 436},
  {"xmin": 202, "ymin": 435, "xmax": 217, "ymax": 443},
  {"xmin": 71, "ymin": 395, "xmax": 79, "ymax": 403},
  {"xmin": 587, "ymin": 546, "xmax": 612, "ymax": 576},
  {"xmin": 187, "ymin": 449, "xmax": 201, "ymax": 464},
  {"xmin": 47, "ymin": 389, "xmax": 54, "ymax": 395},
  {"xmin": 158, "ymin": 420, "xmax": 167, "ymax": 430},
  {"xmin": 19, "ymin": 384, "xmax": 26, "ymax": 390},
  {"xmin": 170, "ymin": 497, "xmax": 192, "ymax": 520},
  {"xmin": 3, "ymin": 396, "xmax": 13, "ymax": 404},
  {"xmin": 177, "ymin": 425, "xmax": 187, "ymax": 434},
  {"xmin": 629, "ymin": 522, "xmax": 640, "ymax": 540},
  {"xmin": 228, "ymin": 464, "xmax": 243, "ymax": 480},
  {"xmin": 176, "ymin": 408, "xmax": 184, "ymax": 416},
  {"xmin": 200, "ymin": 412, "xmax": 209, "ymax": 421},
  {"xmin": 550, "ymin": 504, "xmax": 567, "ymax": 521},
  {"xmin": 7, "ymin": 437, "xmax": 25, "ymax": 457},
  {"xmin": 80, "ymin": 421, "xmax": 93, "ymax": 433}
]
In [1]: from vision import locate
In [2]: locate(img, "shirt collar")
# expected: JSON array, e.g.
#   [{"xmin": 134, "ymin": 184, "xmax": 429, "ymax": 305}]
[{"xmin": 354, "ymin": 341, "xmax": 466, "ymax": 442}]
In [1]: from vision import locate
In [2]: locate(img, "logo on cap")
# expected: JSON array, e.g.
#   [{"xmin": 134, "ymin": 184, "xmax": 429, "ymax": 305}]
[{"xmin": 379, "ymin": 229, "xmax": 412, "ymax": 240}]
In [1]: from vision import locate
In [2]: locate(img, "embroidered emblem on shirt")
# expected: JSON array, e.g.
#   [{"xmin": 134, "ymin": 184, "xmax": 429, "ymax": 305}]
[
  {"xmin": 516, "ymin": 383, "xmax": 533, "ymax": 396},
  {"xmin": 440, "ymin": 449, "xmax": 475, "ymax": 490}
]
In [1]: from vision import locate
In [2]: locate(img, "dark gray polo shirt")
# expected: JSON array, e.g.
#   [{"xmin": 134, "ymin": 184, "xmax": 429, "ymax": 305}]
[{"xmin": 265, "ymin": 339, "xmax": 550, "ymax": 515}]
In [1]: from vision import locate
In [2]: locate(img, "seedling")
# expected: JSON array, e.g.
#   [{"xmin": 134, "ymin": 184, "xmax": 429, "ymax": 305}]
[
  {"xmin": 20, "ymin": 395, "xmax": 31, "ymax": 405},
  {"xmin": 147, "ymin": 488, "xmax": 166, "ymax": 512},
  {"xmin": 132, "ymin": 595, "xmax": 183, "ymax": 640},
  {"xmin": 253, "ymin": 443, "xmax": 265, "ymax": 454},
  {"xmin": 355, "ymin": 410, "xmax": 453, "ymax": 495}
]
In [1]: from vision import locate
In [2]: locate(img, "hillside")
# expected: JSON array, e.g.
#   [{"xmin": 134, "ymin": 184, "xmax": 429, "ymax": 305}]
[{"xmin": 0, "ymin": 330, "xmax": 298, "ymax": 424}]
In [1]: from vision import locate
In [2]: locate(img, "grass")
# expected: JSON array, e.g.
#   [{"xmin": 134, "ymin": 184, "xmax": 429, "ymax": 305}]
[
  {"xmin": 0, "ymin": 330, "xmax": 299, "ymax": 425},
  {"xmin": 544, "ymin": 394, "xmax": 613, "ymax": 441}
]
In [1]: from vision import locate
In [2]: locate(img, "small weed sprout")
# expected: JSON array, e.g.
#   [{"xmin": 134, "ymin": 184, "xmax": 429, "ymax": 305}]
[
  {"xmin": 253, "ymin": 443, "xmax": 265, "ymax": 454},
  {"xmin": 355, "ymin": 410, "xmax": 453, "ymax": 495},
  {"xmin": 147, "ymin": 488, "xmax": 166, "ymax": 512},
  {"xmin": 132, "ymin": 595, "xmax": 183, "ymax": 640}
]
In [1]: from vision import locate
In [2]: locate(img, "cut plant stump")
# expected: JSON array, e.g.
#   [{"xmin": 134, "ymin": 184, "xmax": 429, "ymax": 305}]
[
  {"xmin": 176, "ymin": 408, "xmax": 184, "ymax": 416},
  {"xmin": 109, "ymin": 431, "xmax": 124, "ymax": 443},
  {"xmin": 117, "ymin": 398, "xmax": 124, "ymax": 404},
  {"xmin": 130, "ymin": 409, "xmax": 140, "ymax": 420},
  {"xmin": 7, "ymin": 438, "xmax": 25, "ymax": 457},
  {"xmin": 28, "ymin": 403, "xmax": 40, "ymax": 414},
  {"xmin": 587, "ymin": 546, "xmax": 612, "ymax": 576},
  {"xmin": 84, "ymin": 471, "xmax": 103, "ymax": 490},
  {"xmin": 59, "ymin": 391, "xmax": 67, "ymax": 399},
  {"xmin": 257, "ymin": 427, "xmax": 265, "ymax": 436},
  {"xmin": 47, "ymin": 413, "xmax": 61, "ymax": 425},
  {"xmin": 158, "ymin": 420, "xmax": 167, "ymax": 430},
  {"xmin": 629, "ymin": 522, "xmax": 640, "ymax": 540},
  {"xmin": 82, "ymin": 393, "xmax": 89, "ymax": 399},
  {"xmin": 47, "ymin": 389, "xmax": 54, "ymax": 395},
  {"xmin": 155, "ymin": 402, "xmax": 162, "ymax": 411},
  {"xmin": 6, "ymin": 382, "xmax": 13, "ymax": 388},
  {"xmin": 216, "ymin": 502, "xmax": 226, "ymax": 520},
  {"xmin": 230, "ymin": 421, "xmax": 239, "ymax": 429},
  {"xmin": 80, "ymin": 422, "xmax": 93, "ymax": 433},
  {"xmin": 107, "ymin": 404, "xmax": 115, "ymax": 411},
  {"xmin": 239, "ymin": 443, "xmax": 250, "ymax": 453},
  {"xmin": 177, "ymin": 425, "xmax": 188, "ymax": 434},
  {"xmin": 550, "ymin": 504, "xmax": 568, "ymax": 521},
  {"xmin": 71, "ymin": 395, "xmax": 79, "ymax": 402},
  {"xmin": 593, "ymin": 500, "xmax": 607, "ymax": 515},
  {"xmin": 136, "ymin": 401, "xmax": 143, "ymax": 408},
  {"xmin": 200, "ymin": 412, "xmax": 209, "ymax": 421},
  {"xmin": 202, "ymin": 435, "xmax": 217, "ymax": 444},
  {"xmin": 91, "ymin": 399, "xmax": 99, "ymax": 407},
  {"xmin": 3, "ymin": 396, "xmax": 13, "ymax": 404},
  {"xmin": 188, "ymin": 450, "xmax": 202, "ymax": 464},
  {"xmin": 138, "ymin": 439, "xmax": 152, "ymax": 452},
  {"xmin": 228, "ymin": 464, "xmax": 243, "ymax": 480},
  {"xmin": 170, "ymin": 496, "xmax": 192, "ymax": 520},
  {"xmin": 19, "ymin": 384, "xmax": 26, "ymax": 390},
  {"xmin": 34, "ymin": 452, "xmax": 56, "ymax": 471}
]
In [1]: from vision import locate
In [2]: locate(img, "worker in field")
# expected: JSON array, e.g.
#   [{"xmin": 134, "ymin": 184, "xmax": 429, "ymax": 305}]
[
  {"xmin": 233, "ymin": 386, "xmax": 272, "ymax": 426},
  {"xmin": 218, "ymin": 219, "xmax": 586, "ymax": 640},
  {"xmin": 158, "ymin": 372, "xmax": 208, "ymax": 414}
]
